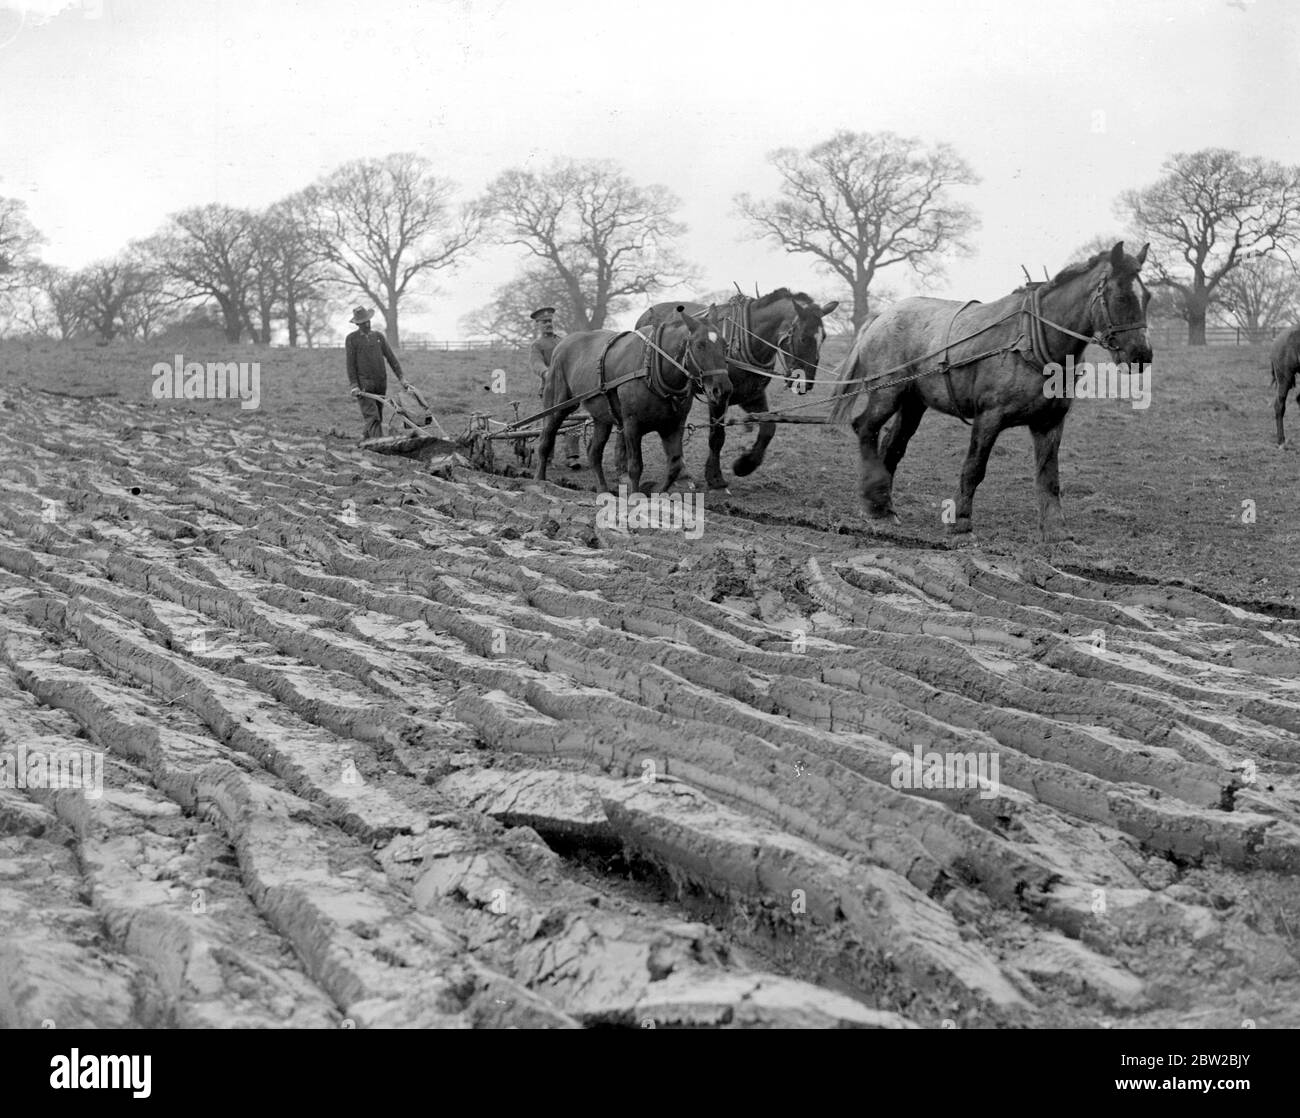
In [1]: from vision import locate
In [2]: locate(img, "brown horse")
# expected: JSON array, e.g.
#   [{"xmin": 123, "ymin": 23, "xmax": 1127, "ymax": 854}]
[
  {"xmin": 1270, "ymin": 325, "xmax": 1300, "ymax": 446},
  {"xmin": 637, "ymin": 290, "xmax": 838, "ymax": 489},
  {"xmin": 536, "ymin": 307, "xmax": 731, "ymax": 494},
  {"xmin": 828, "ymin": 242, "xmax": 1153, "ymax": 542}
]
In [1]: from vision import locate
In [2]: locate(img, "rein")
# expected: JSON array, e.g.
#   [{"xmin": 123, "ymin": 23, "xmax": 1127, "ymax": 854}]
[
  {"xmin": 831, "ymin": 270, "xmax": 1150, "ymax": 396},
  {"xmin": 721, "ymin": 295, "xmax": 824, "ymax": 383},
  {"xmin": 640, "ymin": 323, "xmax": 719, "ymax": 399},
  {"xmin": 497, "ymin": 325, "xmax": 714, "ymax": 434}
]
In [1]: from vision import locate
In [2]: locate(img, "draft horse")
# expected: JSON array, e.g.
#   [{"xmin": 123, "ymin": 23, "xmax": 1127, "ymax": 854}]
[
  {"xmin": 1270, "ymin": 325, "xmax": 1300, "ymax": 446},
  {"xmin": 536, "ymin": 306, "xmax": 731, "ymax": 495},
  {"xmin": 828, "ymin": 242, "xmax": 1153, "ymax": 542},
  {"xmin": 637, "ymin": 289, "xmax": 838, "ymax": 489}
]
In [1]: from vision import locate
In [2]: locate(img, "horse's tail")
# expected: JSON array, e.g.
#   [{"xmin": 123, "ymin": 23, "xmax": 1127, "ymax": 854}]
[
  {"xmin": 826, "ymin": 346, "xmax": 864, "ymax": 426},
  {"xmin": 541, "ymin": 341, "xmax": 568, "ymax": 412}
]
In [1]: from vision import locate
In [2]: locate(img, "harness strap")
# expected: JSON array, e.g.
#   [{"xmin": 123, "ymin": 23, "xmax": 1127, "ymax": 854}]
[
  {"xmin": 596, "ymin": 331, "xmax": 633, "ymax": 425},
  {"xmin": 834, "ymin": 279, "xmax": 1142, "ymax": 395},
  {"xmin": 940, "ymin": 299, "xmax": 981, "ymax": 426}
]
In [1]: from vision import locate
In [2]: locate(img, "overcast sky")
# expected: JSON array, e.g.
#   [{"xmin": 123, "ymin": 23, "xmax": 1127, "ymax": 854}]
[{"xmin": 1, "ymin": 0, "xmax": 1298, "ymax": 339}]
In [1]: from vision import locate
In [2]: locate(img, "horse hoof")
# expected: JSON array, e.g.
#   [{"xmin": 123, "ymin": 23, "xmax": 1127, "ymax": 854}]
[{"xmin": 947, "ymin": 520, "xmax": 972, "ymax": 535}]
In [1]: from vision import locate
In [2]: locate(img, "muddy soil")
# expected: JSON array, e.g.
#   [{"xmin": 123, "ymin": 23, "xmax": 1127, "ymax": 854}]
[{"xmin": 1, "ymin": 340, "xmax": 1298, "ymax": 1028}]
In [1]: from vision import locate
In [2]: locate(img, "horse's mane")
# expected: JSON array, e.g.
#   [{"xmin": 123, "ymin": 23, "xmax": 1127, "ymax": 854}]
[
  {"xmin": 1041, "ymin": 250, "xmax": 1113, "ymax": 292},
  {"xmin": 753, "ymin": 287, "xmax": 815, "ymax": 309}
]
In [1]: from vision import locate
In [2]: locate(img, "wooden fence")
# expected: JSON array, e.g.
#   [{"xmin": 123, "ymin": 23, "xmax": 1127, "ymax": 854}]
[
  {"xmin": 1147, "ymin": 324, "xmax": 1290, "ymax": 348},
  {"xmin": 402, "ymin": 339, "xmax": 522, "ymax": 352}
]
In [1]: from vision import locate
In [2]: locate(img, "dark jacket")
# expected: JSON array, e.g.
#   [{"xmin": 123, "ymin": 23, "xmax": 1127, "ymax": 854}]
[
  {"xmin": 529, "ymin": 333, "xmax": 559, "ymax": 382},
  {"xmin": 346, "ymin": 328, "xmax": 403, "ymax": 392}
]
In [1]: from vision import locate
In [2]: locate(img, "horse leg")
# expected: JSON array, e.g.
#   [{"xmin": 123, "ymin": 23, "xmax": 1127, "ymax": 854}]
[
  {"xmin": 952, "ymin": 414, "xmax": 1004, "ymax": 535},
  {"xmin": 588, "ymin": 419, "xmax": 615, "ymax": 494},
  {"xmin": 534, "ymin": 404, "xmax": 574, "ymax": 482},
  {"xmin": 880, "ymin": 392, "xmax": 926, "ymax": 479},
  {"xmin": 1029, "ymin": 417, "xmax": 1072, "ymax": 543},
  {"xmin": 623, "ymin": 417, "xmax": 647, "ymax": 495},
  {"xmin": 1274, "ymin": 362, "xmax": 1294, "ymax": 447},
  {"xmin": 704, "ymin": 399, "xmax": 728, "ymax": 489},
  {"xmin": 614, "ymin": 426, "xmax": 628, "ymax": 477},
  {"xmin": 733, "ymin": 390, "xmax": 775, "ymax": 477},
  {"xmin": 853, "ymin": 390, "xmax": 903, "ymax": 521},
  {"xmin": 659, "ymin": 425, "xmax": 685, "ymax": 492}
]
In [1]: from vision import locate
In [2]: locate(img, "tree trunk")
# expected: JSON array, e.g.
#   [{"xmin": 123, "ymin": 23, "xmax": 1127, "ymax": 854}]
[
  {"xmin": 852, "ymin": 273, "xmax": 872, "ymax": 332},
  {"xmin": 218, "ymin": 299, "xmax": 244, "ymax": 343},
  {"xmin": 285, "ymin": 281, "xmax": 299, "ymax": 348},
  {"xmin": 1184, "ymin": 287, "xmax": 1209, "ymax": 346},
  {"xmin": 852, "ymin": 295, "xmax": 870, "ymax": 332},
  {"xmin": 384, "ymin": 302, "xmax": 400, "ymax": 349}
]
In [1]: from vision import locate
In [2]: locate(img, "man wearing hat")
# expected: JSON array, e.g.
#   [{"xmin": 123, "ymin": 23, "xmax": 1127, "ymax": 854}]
[
  {"xmin": 345, "ymin": 306, "xmax": 406, "ymax": 440},
  {"xmin": 528, "ymin": 306, "xmax": 581, "ymax": 469}
]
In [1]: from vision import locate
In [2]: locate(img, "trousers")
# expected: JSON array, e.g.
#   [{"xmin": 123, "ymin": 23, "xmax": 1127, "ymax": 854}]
[{"xmin": 357, "ymin": 395, "xmax": 384, "ymax": 440}]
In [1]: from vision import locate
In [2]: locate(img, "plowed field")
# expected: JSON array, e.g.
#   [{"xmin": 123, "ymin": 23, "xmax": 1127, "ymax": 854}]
[{"xmin": 1, "ymin": 341, "xmax": 1298, "ymax": 1029}]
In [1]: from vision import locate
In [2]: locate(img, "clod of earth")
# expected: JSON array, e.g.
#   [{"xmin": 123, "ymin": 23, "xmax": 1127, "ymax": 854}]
[{"xmin": 1, "ymin": 387, "xmax": 1299, "ymax": 1028}]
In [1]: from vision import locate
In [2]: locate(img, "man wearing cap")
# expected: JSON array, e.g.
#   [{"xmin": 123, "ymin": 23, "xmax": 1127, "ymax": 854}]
[
  {"xmin": 345, "ymin": 306, "xmax": 406, "ymax": 440},
  {"xmin": 528, "ymin": 306, "xmax": 581, "ymax": 469}
]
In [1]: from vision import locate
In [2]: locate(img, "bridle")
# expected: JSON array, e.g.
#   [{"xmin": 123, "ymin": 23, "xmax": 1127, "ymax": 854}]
[
  {"xmin": 644, "ymin": 321, "xmax": 727, "ymax": 400},
  {"xmin": 1088, "ymin": 271, "xmax": 1149, "ymax": 353},
  {"xmin": 1022, "ymin": 269, "xmax": 1150, "ymax": 367},
  {"xmin": 778, "ymin": 317, "xmax": 824, "ymax": 392},
  {"xmin": 723, "ymin": 294, "xmax": 823, "ymax": 390}
]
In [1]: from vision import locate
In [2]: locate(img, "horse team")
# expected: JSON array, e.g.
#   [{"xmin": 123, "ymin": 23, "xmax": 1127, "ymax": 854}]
[{"xmin": 533, "ymin": 239, "xmax": 1297, "ymax": 542}]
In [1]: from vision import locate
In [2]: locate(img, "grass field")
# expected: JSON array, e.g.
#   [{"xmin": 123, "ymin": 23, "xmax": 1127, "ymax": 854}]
[{"xmin": 1, "ymin": 333, "xmax": 1295, "ymax": 612}]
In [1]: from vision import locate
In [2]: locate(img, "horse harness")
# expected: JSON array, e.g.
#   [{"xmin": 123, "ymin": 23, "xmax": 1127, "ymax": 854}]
[
  {"xmin": 857, "ymin": 271, "xmax": 1150, "ymax": 412},
  {"xmin": 721, "ymin": 294, "xmax": 794, "ymax": 379},
  {"xmin": 593, "ymin": 323, "xmax": 707, "ymax": 425},
  {"xmin": 937, "ymin": 300, "xmax": 982, "ymax": 426}
]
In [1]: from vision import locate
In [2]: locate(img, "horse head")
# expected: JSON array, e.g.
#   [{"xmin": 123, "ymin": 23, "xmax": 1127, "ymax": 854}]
[
  {"xmin": 678, "ymin": 304, "xmax": 732, "ymax": 406},
  {"xmin": 783, "ymin": 297, "xmax": 839, "ymax": 393},
  {"xmin": 1092, "ymin": 241, "xmax": 1153, "ymax": 368}
]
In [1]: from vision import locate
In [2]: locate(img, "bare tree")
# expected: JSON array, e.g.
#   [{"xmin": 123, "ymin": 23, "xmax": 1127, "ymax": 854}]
[
  {"xmin": 0, "ymin": 196, "xmax": 42, "ymax": 293},
  {"xmin": 298, "ymin": 294, "xmax": 338, "ymax": 348},
  {"xmin": 27, "ymin": 264, "xmax": 83, "ymax": 339},
  {"xmin": 74, "ymin": 256, "xmax": 152, "ymax": 342},
  {"xmin": 265, "ymin": 193, "xmax": 330, "ymax": 347},
  {"xmin": 461, "ymin": 263, "xmax": 586, "ymax": 345},
  {"xmin": 1213, "ymin": 254, "xmax": 1299, "ymax": 341},
  {"xmin": 735, "ymin": 131, "xmax": 980, "ymax": 331},
  {"xmin": 1116, "ymin": 149, "xmax": 1300, "ymax": 344},
  {"xmin": 304, "ymin": 153, "xmax": 480, "ymax": 348},
  {"xmin": 120, "ymin": 263, "xmax": 182, "ymax": 341},
  {"xmin": 245, "ymin": 213, "xmax": 282, "ymax": 344},
  {"xmin": 822, "ymin": 288, "xmax": 896, "ymax": 337},
  {"xmin": 149, "ymin": 204, "xmax": 259, "ymax": 342},
  {"xmin": 482, "ymin": 159, "xmax": 695, "ymax": 330}
]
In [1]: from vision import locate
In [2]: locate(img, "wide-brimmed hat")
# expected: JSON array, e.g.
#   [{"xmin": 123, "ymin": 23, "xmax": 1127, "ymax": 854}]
[
  {"xmin": 530, "ymin": 306, "xmax": 556, "ymax": 322},
  {"xmin": 350, "ymin": 306, "xmax": 373, "ymax": 325}
]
